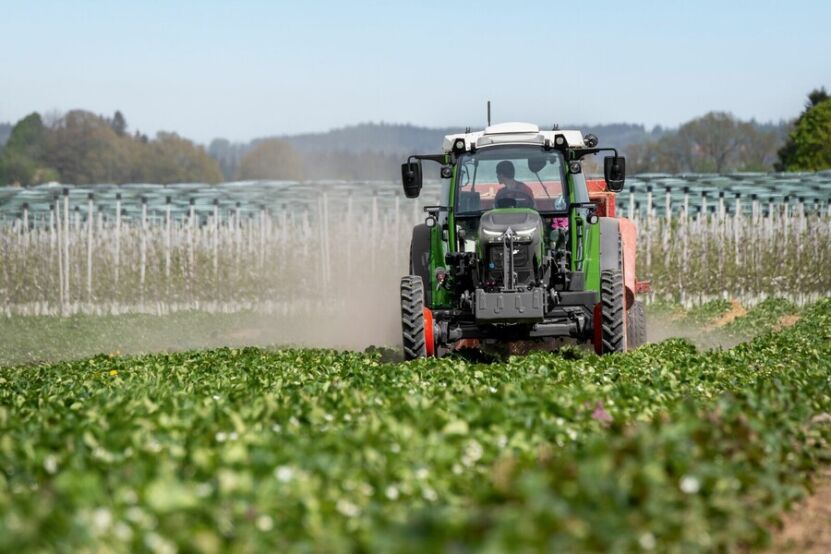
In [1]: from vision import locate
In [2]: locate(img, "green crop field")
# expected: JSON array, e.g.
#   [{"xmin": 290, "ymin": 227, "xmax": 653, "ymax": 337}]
[{"xmin": 1, "ymin": 299, "xmax": 829, "ymax": 552}]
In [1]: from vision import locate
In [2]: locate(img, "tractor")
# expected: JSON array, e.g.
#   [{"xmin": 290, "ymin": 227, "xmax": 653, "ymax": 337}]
[{"xmin": 399, "ymin": 122, "xmax": 648, "ymax": 359}]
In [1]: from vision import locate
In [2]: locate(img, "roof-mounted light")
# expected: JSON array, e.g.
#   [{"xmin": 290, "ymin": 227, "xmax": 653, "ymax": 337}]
[
  {"xmin": 554, "ymin": 134, "xmax": 568, "ymax": 148},
  {"xmin": 452, "ymin": 138, "xmax": 466, "ymax": 153},
  {"xmin": 583, "ymin": 134, "xmax": 598, "ymax": 148}
]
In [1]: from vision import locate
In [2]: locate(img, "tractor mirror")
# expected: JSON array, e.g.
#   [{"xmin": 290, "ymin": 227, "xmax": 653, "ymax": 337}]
[
  {"xmin": 401, "ymin": 161, "xmax": 423, "ymax": 198},
  {"xmin": 527, "ymin": 156, "xmax": 546, "ymax": 173},
  {"xmin": 604, "ymin": 156, "xmax": 626, "ymax": 192}
]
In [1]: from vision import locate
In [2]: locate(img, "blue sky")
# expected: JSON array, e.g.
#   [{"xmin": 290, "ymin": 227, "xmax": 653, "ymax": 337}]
[{"xmin": 1, "ymin": 0, "xmax": 828, "ymax": 143}]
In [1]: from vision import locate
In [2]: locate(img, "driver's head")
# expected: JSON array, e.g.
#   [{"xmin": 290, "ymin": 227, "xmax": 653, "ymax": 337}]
[{"xmin": 496, "ymin": 160, "xmax": 515, "ymax": 183}]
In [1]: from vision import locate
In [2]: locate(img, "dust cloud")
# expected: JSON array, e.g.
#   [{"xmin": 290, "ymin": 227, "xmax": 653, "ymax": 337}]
[
  {"xmin": 0, "ymin": 249, "xmax": 406, "ymax": 367},
  {"xmin": 645, "ymin": 314, "xmax": 745, "ymax": 351}
]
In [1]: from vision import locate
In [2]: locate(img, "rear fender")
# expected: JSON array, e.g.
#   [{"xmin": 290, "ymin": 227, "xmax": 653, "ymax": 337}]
[
  {"xmin": 599, "ymin": 217, "xmax": 621, "ymax": 273},
  {"xmin": 600, "ymin": 217, "xmax": 637, "ymax": 309},
  {"xmin": 618, "ymin": 218, "xmax": 638, "ymax": 308}
]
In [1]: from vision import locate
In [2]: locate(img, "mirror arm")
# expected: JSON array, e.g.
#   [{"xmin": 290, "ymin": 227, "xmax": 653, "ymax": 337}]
[
  {"xmin": 572, "ymin": 147, "xmax": 619, "ymax": 160},
  {"xmin": 423, "ymin": 205, "xmax": 449, "ymax": 213},
  {"xmin": 409, "ymin": 154, "xmax": 447, "ymax": 165}
]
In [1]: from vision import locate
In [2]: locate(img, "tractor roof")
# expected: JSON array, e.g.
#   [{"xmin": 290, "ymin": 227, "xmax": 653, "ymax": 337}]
[{"xmin": 442, "ymin": 123, "xmax": 585, "ymax": 154}]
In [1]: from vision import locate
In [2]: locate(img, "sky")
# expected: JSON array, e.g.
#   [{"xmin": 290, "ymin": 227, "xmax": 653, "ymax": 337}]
[{"xmin": 1, "ymin": 0, "xmax": 829, "ymax": 144}]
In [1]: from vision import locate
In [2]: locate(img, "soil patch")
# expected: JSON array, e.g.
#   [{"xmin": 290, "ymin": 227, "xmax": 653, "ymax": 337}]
[
  {"xmin": 766, "ymin": 468, "xmax": 831, "ymax": 553},
  {"xmin": 707, "ymin": 300, "xmax": 747, "ymax": 330},
  {"xmin": 773, "ymin": 314, "xmax": 801, "ymax": 331}
]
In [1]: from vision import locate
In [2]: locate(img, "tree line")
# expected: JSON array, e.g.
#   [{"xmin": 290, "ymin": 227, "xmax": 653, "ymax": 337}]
[
  {"xmin": 625, "ymin": 88, "xmax": 829, "ymax": 174},
  {"xmin": 1, "ymin": 89, "xmax": 829, "ymax": 186},
  {"xmin": 0, "ymin": 110, "xmax": 222, "ymax": 186}
]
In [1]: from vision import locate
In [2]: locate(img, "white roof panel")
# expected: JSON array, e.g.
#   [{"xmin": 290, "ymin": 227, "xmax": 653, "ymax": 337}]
[{"xmin": 442, "ymin": 123, "xmax": 585, "ymax": 153}]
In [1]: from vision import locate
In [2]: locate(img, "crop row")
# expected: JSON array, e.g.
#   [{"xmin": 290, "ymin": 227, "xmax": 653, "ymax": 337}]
[
  {"xmin": 2, "ymin": 195, "xmax": 830, "ymax": 316},
  {"xmin": 637, "ymin": 206, "xmax": 831, "ymax": 305},
  {"xmin": 1, "ymin": 299, "xmax": 829, "ymax": 551}
]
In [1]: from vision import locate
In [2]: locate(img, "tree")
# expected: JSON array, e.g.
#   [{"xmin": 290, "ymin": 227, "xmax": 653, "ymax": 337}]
[
  {"xmin": 209, "ymin": 138, "xmax": 249, "ymax": 180},
  {"xmin": 624, "ymin": 113, "xmax": 782, "ymax": 174},
  {"xmin": 142, "ymin": 132, "xmax": 223, "ymax": 184},
  {"xmin": 735, "ymin": 124, "xmax": 780, "ymax": 171},
  {"xmin": 776, "ymin": 88, "xmax": 831, "ymax": 171},
  {"xmin": 676, "ymin": 112, "xmax": 752, "ymax": 173},
  {"xmin": 0, "ymin": 112, "xmax": 56, "ymax": 185},
  {"xmin": 45, "ymin": 110, "xmax": 129, "ymax": 184},
  {"xmin": 776, "ymin": 99, "xmax": 831, "ymax": 171},
  {"xmin": 236, "ymin": 139, "xmax": 304, "ymax": 180},
  {"xmin": 0, "ymin": 122, "xmax": 12, "ymax": 148},
  {"xmin": 111, "ymin": 110, "xmax": 127, "ymax": 136}
]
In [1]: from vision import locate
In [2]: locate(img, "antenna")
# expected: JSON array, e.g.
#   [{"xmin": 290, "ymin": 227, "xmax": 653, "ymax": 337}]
[{"xmin": 487, "ymin": 100, "xmax": 491, "ymax": 126}]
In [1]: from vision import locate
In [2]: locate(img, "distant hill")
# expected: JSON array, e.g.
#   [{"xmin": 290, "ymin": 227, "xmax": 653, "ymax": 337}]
[
  {"xmin": 282, "ymin": 122, "xmax": 660, "ymax": 155},
  {"xmin": 0, "ymin": 122, "xmax": 12, "ymax": 148},
  {"xmin": 281, "ymin": 122, "xmax": 464, "ymax": 156},
  {"xmin": 208, "ymin": 122, "xmax": 663, "ymax": 180}
]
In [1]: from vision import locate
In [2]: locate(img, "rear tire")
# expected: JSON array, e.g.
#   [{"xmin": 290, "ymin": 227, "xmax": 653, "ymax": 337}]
[
  {"xmin": 600, "ymin": 270, "xmax": 626, "ymax": 354},
  {"xmin": 627, "ymin": 300, "xmax": 646, "ymax": 349},
  {"xmin": 401, "ymin": 276, "xmax": 427, "ymax": 360}
]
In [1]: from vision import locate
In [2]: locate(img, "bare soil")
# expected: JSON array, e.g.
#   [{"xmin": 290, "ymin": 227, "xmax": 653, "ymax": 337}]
[
  {"xmin": 773, "ymin": 314, "xmax": 802, "ymax": 331},
  {"xmin": 766, "ymin": 469, "xmax": 831, "ymax": 553},
  {"xmin": 707, "ymin": 300, "xmax": 748, "ymax": 330}
]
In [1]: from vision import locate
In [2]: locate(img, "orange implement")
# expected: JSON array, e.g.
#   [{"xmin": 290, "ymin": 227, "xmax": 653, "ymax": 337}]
[{"xmin": 423, "ymin": 307, "xmax": 435, "ymax": 357}]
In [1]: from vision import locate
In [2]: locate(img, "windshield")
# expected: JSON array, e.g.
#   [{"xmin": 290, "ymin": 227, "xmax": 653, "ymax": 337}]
[{"xmin": 455, "ymin": 146, "xmax": 567, "ymax": 216}]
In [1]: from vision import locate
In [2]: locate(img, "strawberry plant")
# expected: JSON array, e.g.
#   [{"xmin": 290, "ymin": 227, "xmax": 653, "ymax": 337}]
[{"xmin": 1, "ymin": 300, "xmax": 830, "ymax": 552}]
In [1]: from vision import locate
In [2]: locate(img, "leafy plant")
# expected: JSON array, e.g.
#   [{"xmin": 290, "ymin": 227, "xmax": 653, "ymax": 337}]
[{"xmin": 1, "ymin": 300, "xmax": 830, "ymax": 552}]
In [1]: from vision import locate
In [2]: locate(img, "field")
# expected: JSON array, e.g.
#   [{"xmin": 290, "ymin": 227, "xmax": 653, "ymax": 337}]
[
  {"xmin": 2, "ymin": 177, "xmax": 831, "ymax": 552},
  {"xmin": 2, "ymin": 299, "xmax": 830, "ymax": 552}
]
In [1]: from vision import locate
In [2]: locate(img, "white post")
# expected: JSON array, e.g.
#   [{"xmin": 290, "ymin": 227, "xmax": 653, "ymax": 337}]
[
  {"xmin": 115, "ymin": 193, "xmax": 121, "ymax": 287},
  {"xmin": 165, "ymin": 196, "xmax": 172, "ymax": 282},
  {"xmin": 55, "ymin": 197, "xmax": 65, "ymax": 311},
  {"xmin": 86, "ymin": 193, "xmax": 94, "ymax": 303},
  {"xmin": 733, "ymin": 193, "xmax": 741, "ymax": 267},
  {"xmin": 394, "ymin": 192, "xmax": 401, "ymax": 271},
  {"xmin": 682, "ymin": 187, "xmax": 690, "ymax": 223},
  {"xmin": 371, "ymin": 190, "xmax": 379, "ymax": 272},
  {"xmin": 259, "ymin": 205, "xmax": 266, "ymax": 270},
  {"xmin": 141, "ymin": 197, "xmax": 147, "ymax": 306},
  {"xmin": 188, "ymin": 199, "xmax": 195, "ymax": 284},
  {"xmin": 63, "ymin": 188, "xmax": 70, "ymax": 308},
  {"xmin": 322, "ymin": 190, "xmax": 331, "ymax": 288},
  {"xmin": 213, "ymin": 199, "xmax": 219, "ymax": 282},
  {"xmin": 346, "ymin": 191, "xmax": 354, "ymax": 279},
  {"xmin": 234, "ymin": 202, "xmax": 242, "ymax": 284}
]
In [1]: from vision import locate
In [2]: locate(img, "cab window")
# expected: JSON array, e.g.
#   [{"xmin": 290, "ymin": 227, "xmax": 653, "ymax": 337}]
[{"xmin": 455, "ymin": 146, "xmax": 568, "ymax": 215}]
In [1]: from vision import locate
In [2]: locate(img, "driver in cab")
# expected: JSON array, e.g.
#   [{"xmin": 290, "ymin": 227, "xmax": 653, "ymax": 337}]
[{"xmin": 494, "ymin": 160, "xmax": 534, "ymax": 208}]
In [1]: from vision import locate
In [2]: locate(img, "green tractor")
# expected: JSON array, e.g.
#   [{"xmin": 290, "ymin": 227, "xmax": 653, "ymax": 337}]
[{"xmin": 399, "ymin": 122, "xmax": 648, "ymax": 359}]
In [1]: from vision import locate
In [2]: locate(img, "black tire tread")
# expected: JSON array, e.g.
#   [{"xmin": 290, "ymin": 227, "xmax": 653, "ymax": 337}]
[
  {"xmin": 401, "ymin": 276, "xmax": 426, "ymax": 360},
  {"xmin": 409, "ymin": 224, "xmax": 432, "ymax": 307},
  {"xmin": 600, "ymin": 270, "xmax": 626, "ymax": 354},
  {"xmin": 627, "ymin": 300, "xmax": 647, "ymax": 349}
]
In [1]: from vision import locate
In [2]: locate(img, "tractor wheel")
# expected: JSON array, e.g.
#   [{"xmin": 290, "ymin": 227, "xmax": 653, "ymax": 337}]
[
  {"xmin": 401, "ymin": 275, "xmax": 428, "ymax": 360},
  {"xmin": 409, "ymin": 224, "xmax": 432, "ymax": 307},
  {"xmin": 600, "ymin": 270, "xmax": 627, "ymax": 354},
  {"xmin": 627, "ymin": 300, "xmax": 647, "ymax": 349}
]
